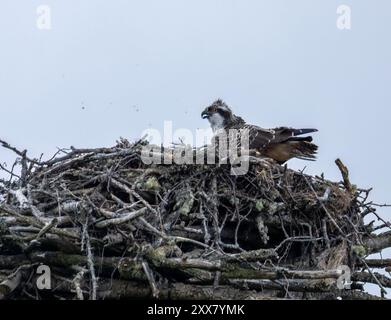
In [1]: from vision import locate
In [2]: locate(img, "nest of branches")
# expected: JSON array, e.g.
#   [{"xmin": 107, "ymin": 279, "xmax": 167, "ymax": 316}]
[{"xmin": 0, "ymin": 138, "xmax": 390, "ymax": 300}]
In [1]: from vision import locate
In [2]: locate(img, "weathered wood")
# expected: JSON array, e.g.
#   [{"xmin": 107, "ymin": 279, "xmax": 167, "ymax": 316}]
[{"xmin": 0, "ymin": 138, "xmax": 390, "ymax": 300}]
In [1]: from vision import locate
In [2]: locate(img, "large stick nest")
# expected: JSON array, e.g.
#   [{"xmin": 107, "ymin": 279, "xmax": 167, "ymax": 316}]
[{"xmin": 0, "ymin": 138, "xmax": 390, "ymax": 300}]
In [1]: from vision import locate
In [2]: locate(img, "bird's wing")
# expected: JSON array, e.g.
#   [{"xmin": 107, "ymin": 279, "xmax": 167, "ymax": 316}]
[
  {"xmin": 228, "ymin": 123, "xmax": 276, "ymax": 149},
  {"xmin": 271, "ymin": 127, "xmax": 318, "ymax": 144},
  {"xmin": 229, "ymin": 125, "xmax": 317, "ymax": 150}
]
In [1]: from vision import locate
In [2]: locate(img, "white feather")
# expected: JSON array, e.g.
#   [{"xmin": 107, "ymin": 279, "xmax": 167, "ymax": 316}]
[{"xmin": 208, "ymin": 113, "xmax": 226, "ymax": 132}]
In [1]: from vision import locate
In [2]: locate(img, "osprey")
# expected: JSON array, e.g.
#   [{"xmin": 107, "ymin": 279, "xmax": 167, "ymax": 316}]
[{"xmin": 201, "ymin": 99, "xmax": 318, "ymax": 164}]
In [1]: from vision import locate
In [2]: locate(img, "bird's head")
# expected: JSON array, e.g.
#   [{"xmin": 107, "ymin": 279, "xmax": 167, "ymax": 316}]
[{"xmin": 201, "ymin": 99, "xmax": 234, "ymax": 131}]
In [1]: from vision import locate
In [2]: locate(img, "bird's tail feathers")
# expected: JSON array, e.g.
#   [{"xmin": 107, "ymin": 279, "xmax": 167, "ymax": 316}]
[
  {"xmin": 293, "ymin": 128, "xmax": 318, "ymax": 136},
  {"xmin": 293, "ymin": 141, "xmax": 318, "ymax": 160},
  {"xmin": 295, "ymin": 156, "xmax": 316, "ymax": 161},
  {"xmin": 287, "ymin": 136, "xmax": 313, "ymax": 143}
]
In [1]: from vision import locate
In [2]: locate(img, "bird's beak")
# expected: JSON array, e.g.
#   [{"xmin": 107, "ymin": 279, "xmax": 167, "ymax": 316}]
[{"xmin": 201, "ymin": 110, "xmax": 209, "ymax": 119}]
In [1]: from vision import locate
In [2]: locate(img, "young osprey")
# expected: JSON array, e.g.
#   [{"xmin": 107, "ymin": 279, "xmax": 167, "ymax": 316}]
[{"xmin": 201, "ymin": 99, "xmax": 318, "ymax": 164}]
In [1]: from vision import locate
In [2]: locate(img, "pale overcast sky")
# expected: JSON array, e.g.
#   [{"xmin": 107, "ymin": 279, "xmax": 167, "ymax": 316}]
[{"xmin": 0, "ymin": 0, "xmax": 390, "ymax": 297}]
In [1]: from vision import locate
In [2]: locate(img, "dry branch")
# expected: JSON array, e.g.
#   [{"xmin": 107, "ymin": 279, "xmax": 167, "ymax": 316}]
[{"xmin": 0, "ymin": 138, "xmax": 390, "ymax": 300}]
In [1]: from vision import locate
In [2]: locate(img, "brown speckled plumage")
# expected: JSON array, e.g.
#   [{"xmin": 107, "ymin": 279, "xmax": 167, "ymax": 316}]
[{"xmin": 201, "ymin": 99, "xmax": 318, "ymax": 164}]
